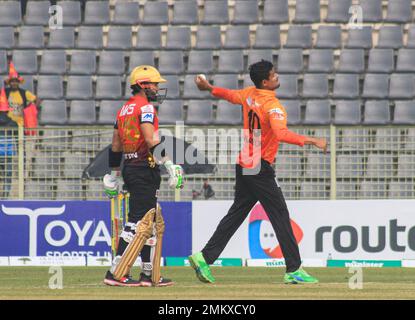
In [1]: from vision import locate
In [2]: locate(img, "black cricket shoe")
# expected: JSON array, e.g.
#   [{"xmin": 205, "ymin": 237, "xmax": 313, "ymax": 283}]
[
  {"xmin": 139, "ymin": 272, "xmax": 174, "ymax": 287},
  {"xmin": 103, "ymin": 270, "xmax": 141, "ymax": 287}
]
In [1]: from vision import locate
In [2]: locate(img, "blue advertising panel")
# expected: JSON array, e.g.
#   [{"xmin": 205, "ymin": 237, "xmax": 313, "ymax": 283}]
[{"xmin": 0, "ymin": 201, "xmax": 191, "ymax": 257}]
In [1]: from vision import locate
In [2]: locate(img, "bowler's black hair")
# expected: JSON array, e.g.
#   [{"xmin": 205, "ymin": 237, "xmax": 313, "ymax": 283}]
[{"xmin": 248, "ymin": 59, "xmax": 274, "ymax": 89}]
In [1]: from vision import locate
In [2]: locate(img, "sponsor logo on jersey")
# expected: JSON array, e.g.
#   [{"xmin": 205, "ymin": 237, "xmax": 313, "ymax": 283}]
[
  {"xmin": 140, "ymin": 104, "xmax": 154, "ymax": 113},
  {"xmin": 141, "ymin": 112, "xmax": 154, "ymax": 122},
  {"xmin": 268, "ymin": 107, "xmax": 285, "ymax": 120}
]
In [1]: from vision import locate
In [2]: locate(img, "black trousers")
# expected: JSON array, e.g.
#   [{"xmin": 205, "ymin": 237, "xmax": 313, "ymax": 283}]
[
  {"xmin": 202, "ymin": 160, "xmax": 302, "ymax": 272},
  {"xmin": 122, "ymin": 165, "xmax": 161, "ymax": 224},
  {"xmin": 116, "ymin": 165, "xmax": 161, "ymax": 262}
]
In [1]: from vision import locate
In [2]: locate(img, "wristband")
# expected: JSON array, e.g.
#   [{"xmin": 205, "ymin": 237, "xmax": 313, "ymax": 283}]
[{"xmin": 108, "ymin": 149, "xmax": 122, "ymax": 168}]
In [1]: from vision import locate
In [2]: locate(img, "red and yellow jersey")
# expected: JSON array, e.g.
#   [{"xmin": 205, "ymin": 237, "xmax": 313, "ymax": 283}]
[
  {"xmin": 115, "ymin": 95, "xmax": 158, "ymax": 166},
  {"xmin": 212, "ymin": 86, "xmax": 306, "ymax": 168}
]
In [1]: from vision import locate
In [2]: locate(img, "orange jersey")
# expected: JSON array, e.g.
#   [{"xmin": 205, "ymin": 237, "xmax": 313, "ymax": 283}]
[
  {"xmin": 212, "ymin": 86, "xmax": 306, "ymax": 168},
  {"xmin": 115, "ymin": 95, "xmax": 158, "ymax": 166}
]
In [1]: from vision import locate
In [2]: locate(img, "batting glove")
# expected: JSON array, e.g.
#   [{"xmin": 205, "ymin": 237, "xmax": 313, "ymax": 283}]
[
  {"xmin": 164, "ymin": 160, "xmax": 184, "ymax": 189},
  {"xmin": 103, "ymin": 170, "xmax": 124, "ymax": 198}
]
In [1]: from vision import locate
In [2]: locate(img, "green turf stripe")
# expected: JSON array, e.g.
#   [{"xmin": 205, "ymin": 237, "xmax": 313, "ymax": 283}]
[
  {"xmin": 165, "ymin": 257, "xmax": 243, "ymax": 267},
  {"xmin": 327, "ymin": 260, "xmax": 402, "ymax": 267}
]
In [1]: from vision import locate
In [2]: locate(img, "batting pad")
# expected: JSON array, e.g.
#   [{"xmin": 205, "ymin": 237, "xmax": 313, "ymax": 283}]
[
  {"xmin": 113, "ymin": 208, "xmax": 155, "ymax": 280},
  {"xmin": 152, "ymin": 203, "xmax": 165, "ymax": 285}
]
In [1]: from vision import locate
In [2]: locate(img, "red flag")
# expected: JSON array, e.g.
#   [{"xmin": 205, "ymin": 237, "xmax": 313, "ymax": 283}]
[
  {"xmin": 0, "ymin": 87, "xmax": 10, "ymax": 112},
  {"xmin": 24, "ymin": 102, "xmax": 38, "ymax": 136}
]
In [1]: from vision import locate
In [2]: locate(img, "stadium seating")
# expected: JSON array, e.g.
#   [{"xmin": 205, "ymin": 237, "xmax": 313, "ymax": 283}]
[
  {"xmin": 163, "ymin": 75, "xmax": 180, "ymax": 100},
  {"xmin": 129, "ymin": 51, "xmax": 155, "ymax": 71},
  {"xmin": 285, "ymin": 25, "xmax": 312, "ymax": 49},
  {"xmin": 333, "ymin": 100, "xmax": 361, "ymax": 125},
  {"xmin": 361, "ymin": 0, "xmax": 383, "ymax": 23},
  {"xmin": 186, "ymin": 100, "xmax": 213, "ymax": 125},
  {"xmin": 165, "ymin": 26, "xmax": 191, "ymax": 50},
  {"xmin": 4, "ymin": 0, "xmax": 415, "ymax": 202},
  {"xmin": 215, "ymin": 101, "xmax": 242, "ymax": 125},
  {"xmin": 172, "ymin": 0, "xmax": 198, "ymax": 25},
  {"xmin": 158, "ymin": 100, "xmax": 183, "ymax": 125},
  {"xmin": 39, "ymin": 50, "xmax": 66, "ymax": 75},
  {"xmin": 142, "ymin": 1, "xmax": 169, "ymax": 25},
  {"xmin": 18, "ymin": 26, "xmax": 44, "ymax": 49},
  {"xmin": 315, "ymin": 26, "xmax": 342, "ymax": 49},
  {"xmin": 95, "ymin": 76, "xmax": 123, "ymax": 100},
  {"xmin": 279, "ymin": 100, "xmax": 301, "ymax": 125},
  {"xmin": 389, "ymin": 74, "xmax": 415, "ymax": 99},
  {"xmin": 0, "ymin": 1, "xmax": 21, "ymax": 26},
  {"xmin": 77, "ymin": 26, "xmax": 103, "ymax": 49},
  {"xmin": 396, "ymin": 49, "xmax": 415, "ymax": 72},
  {"xmin": 212, "ymin": 74, "xmax": 239, "ymax": 90},
  {"xmin": 112, "ymin": 2, "xmax": 140, "ymax": 25},
  {"xmin": 233, "ymin": 1, "xmax": 259, "ymax": 25},
  {"xmin": 69, "ymin": 51, "xmax": 96, "ymax": 75},
  {"xmin": 107, "ymin": 26, "xmax": 132, "ymax": 50},
  {"xmin": 393, "ymin": 101, "xmax": 415, "ymax": 124},
  {"xmin": 84, "ymin": 1, "xmax": 109, "ymax": 25},
  {"xmin": 66, "ymin": 76, "xmax": 93, "ymax": 99},
  {"xmin": 308, "ymin": 49, "xmax": 334, "ymax": 73},
  {"xmin": 325, "ymin": 0, "xmax": 352, "ymax": 23},
  {"xmin": 48, "ymin": 27, "xmax": 75, "ymax": 49},
  {"xmin": 57, "ymin": 1, "xmax": 81, "ymax": 26},
  {"xmin": 303, "ymin": 100, "xmax": 331, "ymax": 125},
  {"xmin": 202, "ymin": 0, "xmax": 229, "ymax": 25},
  {"xmin": 364, "ymin": 101, "xmax": 391, "ymax": 124},
  {"xmin": 187, "ymin": 50, "xmax": 214, "ymax": 74},
  {"xmin": 385, "ymin": 0, "xmax": 412, "ymax": 23},
  {"xmin": 98, "ymin": 100, "xmax": 122, "ymax": 124},
  {"xmin": 217, "ymin": 50, "xmax": 244, "ymax": 73},
  {"xmin": 24, "ymin": 1, "xmax": 50, "ymax": 25},
  {"xmin": 37, "ymin": 75, "xmax": 64, "ymax": 99},
  {"xmin": 68, "ymin": 100, "xmax": 96, "ymax": 125},
  {"xmin": 0, "ymin": 27, "xmax": 14, "ymax": 49},
  {"xmin": 13, "ymin": 50, "xmax": 37, "ymax": 74},
  {"xmin": 337, "ymin": 49, "xmax": 365, "ymax": 73},
  {"xmin": 0, "ymin": 51, "xmax": 7, "ymax": 74},
  {"xmin": 98, "ymin": 51, "xmax": 125, "ymax": 75},
  {"xmin": 276, "ymin": 75, "xmax": 298, "ymax": 99},
  {"xmin": 195, "ymin": 26, "xmax": 222, "ymax": 50},
  {"xmin": 136, "ymin": 26, "xmax": 162, "ymax": 50},
  {"xmin": 294, "ymin": 0, "xmax": 320, "ymax": 23},
  {"xmin": 332, "ymin": 74, "xmax": 360, "ymax": 99},
  {"xmin": 277, "ymin": 49, "xmax": 303, "ymax": 73},
  {"xmin": 39, "ymin": 100, "xmax": 67, "ymax": 125},
  {"xmin": 158, "ymin": 51, "xmax": 184, "ymax": 75},
  {"xmin": 346, "ymin": 27, "xmax": 373, "ymax": 49},
  {"xmin": 254, "ymin": 25, "xmax": 280, "ymax": 49},
  {"xmin": 224, "ymin": 26, "xmax": 250, "ymax": 49},
  {"xmin": 263, "ymin": 0, "xmax": 289, "ymax": 24}
]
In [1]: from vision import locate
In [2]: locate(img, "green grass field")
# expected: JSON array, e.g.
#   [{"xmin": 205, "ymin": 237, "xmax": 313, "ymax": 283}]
[{"xmin": 0, "ymin": 267, "xmax": 414, "ymax": 300}]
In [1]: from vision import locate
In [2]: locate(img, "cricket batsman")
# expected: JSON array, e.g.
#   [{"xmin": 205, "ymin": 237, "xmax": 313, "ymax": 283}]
[
  {"xmin": 189, "ymin": 60, "xmax": 327, "ymax": 284},
  {"xmin": 103, "ymin": 65, "xmax": 184, "ymax": 287}
]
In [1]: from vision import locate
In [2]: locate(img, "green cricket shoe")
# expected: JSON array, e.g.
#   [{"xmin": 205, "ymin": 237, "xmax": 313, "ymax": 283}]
[
  {"xmin": 188, "ymin": 252, "xmax": 215, "ymax": 284},
  {"xmin": 284, "ymin": 267, "xmax": 319, "ymax": 284}
]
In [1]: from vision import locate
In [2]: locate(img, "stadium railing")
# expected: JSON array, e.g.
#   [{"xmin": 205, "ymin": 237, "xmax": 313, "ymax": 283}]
[{"xmin": 0, "ymin": 125, "xmax": 413, "ymax": 201}]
